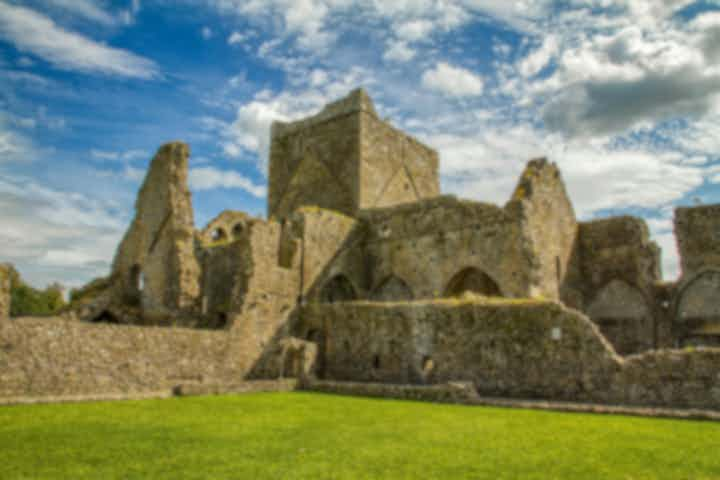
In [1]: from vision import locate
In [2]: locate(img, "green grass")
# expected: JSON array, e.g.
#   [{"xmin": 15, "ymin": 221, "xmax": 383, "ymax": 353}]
[{"xmin": 1, "ymin": 392, "xmax": 718, "ymax": 479}]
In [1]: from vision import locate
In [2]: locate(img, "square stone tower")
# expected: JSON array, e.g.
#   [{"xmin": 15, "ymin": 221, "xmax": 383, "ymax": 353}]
[{"xmin": 268, "ymin": 89, "xmax": 440, "ymax": 219}]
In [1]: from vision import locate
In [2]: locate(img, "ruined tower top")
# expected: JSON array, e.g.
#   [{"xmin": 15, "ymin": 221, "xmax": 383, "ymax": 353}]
[{"xmin": 267, "ymin": 89, "xmax": 440, "ymax": 220}]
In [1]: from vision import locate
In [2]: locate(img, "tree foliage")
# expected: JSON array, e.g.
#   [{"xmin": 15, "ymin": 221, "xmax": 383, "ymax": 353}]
[{"xmin": 7, "ymin": 266, "xmax": 66, "ymax": 317}]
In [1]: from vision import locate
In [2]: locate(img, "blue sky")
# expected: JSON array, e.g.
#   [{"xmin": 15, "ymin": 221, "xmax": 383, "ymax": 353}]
[{"xmin": 1, "ymin": 0, "xmax": 719, "ymax": 289}]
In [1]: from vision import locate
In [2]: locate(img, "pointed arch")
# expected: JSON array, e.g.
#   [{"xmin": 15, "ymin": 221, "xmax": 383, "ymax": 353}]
[
  {"xmin": 586, "ymin": 279, "xmax": 652, "ymax": 355},
  {"xmin": 676, "ymin": 269, "xmax": 720, "ymax": 323},
  {"xmin": 319, "ymin": 274, "xmax": 358, "ymax": 303},
  {"xmin": 370, "ymin": 275, "xmax": 414, "ymax": 301},
  {"xmin": 444, "ymin": 267, "xmax": 502, "ymax": 297}
]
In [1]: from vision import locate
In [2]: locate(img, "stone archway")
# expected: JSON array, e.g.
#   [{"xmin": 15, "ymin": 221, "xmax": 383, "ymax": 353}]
[
  {"xmin": 319, "ymin": 275, "xmax": 357, "ymax": 303},
  {"xmin": 675, "ymin": 270, "xmax": 720, "ymax": 346},
  {"xmin": 371, "ymin": 275, "xmax": 414, "ymax": 301},
  {"xmin": 444, "ymin": 267, "xmax": 502, "ymax": 297},
  {"xmin": 586, "ymin": 279, "xmax": 653, "ymax": 355}
]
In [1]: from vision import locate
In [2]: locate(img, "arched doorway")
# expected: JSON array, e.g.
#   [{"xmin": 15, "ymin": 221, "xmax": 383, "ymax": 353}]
[
  {"xmin": 586, "ymin": 279, "xmax": 652, "ymax": 354},
  {"xmin": 371, "ymin": 275, "xmax": 413, "ymax": 301},
  {"xmin": 444, "ymin": 267, "xmax": 502, "ymax": 297},
  {"xmin": 676, "ymin": 270, "xmax": 720, "ymax": 347},
  {"xmin": 319, "ymin": 275, "xmax": 357, "ymax": 303}
]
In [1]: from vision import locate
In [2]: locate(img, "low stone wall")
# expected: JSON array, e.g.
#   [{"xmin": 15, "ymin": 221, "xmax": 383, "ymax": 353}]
[
  {"xmin": 301, "ymin": 300, "xmax": 720, "ymax": 409},
  {"xmin": 305, "ymin": 380, "xmax": 478, "ymax": 404},
  {"xmin": 0, "ymin": 265, "xmax": 9, "ymax": 320},
  {"xmin": 0, "ymin": 317, "xmax": 249, "ymax": 398}
]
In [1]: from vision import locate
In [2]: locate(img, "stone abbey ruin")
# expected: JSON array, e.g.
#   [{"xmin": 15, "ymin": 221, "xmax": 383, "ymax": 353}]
[{"xmin": 1, "ymin": 89, "xmax": 720, "ymax": 410}]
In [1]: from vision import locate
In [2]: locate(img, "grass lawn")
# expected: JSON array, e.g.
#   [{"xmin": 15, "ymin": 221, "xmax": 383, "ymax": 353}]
[{"xmin": 1, "ymin": 392, "xmax": 718, "ymax": 479}]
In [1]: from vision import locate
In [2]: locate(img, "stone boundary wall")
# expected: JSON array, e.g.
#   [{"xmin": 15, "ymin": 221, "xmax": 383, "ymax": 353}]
[
  {"xmin": 305, "ymin": 380, "xmax": 477, "ymax": 403},
  {"xmin": 302, "ymin": 380, "xmax": 720, "ymax": 421},
  {"xmin": 0, "ymin": 317, "xmax": 249, "ymax": 399},
  {"xmin": 302, "ymin": 300, "xmax": 720, "ymax": 409}
]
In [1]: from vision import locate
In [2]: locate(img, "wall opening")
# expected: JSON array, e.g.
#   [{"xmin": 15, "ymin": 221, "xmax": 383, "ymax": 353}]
[
  {"xmin": 586, "ymin": 279, "xmax": 652, "ymax": 355},
  {"xmin": 127, "ymin": 264, "xmax": 142, "ymax": 306},
  {"xmin": 91, "ymin": 310, "xmax": 119, "ymax": 324},
  {"xmin": 211, "ymin": 228, "xmax": 227, "ymax": 242},
  {"xmin": 372, "ymin": 354, "xmax": 380, "ymax": 370},
  {"xmin": 232, "ymin": 223, "xmax": 245, "ymax": 239},
  {"xmin": 444, "ymin": 267, "xmax": 502, "ymax": 297},
  {"xmin": 319, "ymin": 275, "xmax": 358, "ymax": 303},
  {"xmin": 130, "ymin": 264, "xmax": 142, "ymax": 291}
]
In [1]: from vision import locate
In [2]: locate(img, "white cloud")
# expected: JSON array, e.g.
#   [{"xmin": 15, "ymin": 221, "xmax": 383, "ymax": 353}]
[
  {"xmin": 396, "ymin": 19, "xmax": 434, "ymax": 41},
  {"xmin": 0, "ymin": 2, "xmax": 158, "ymax": 78},
  {"xmin": 383, "ymin": 41, "xmax": 416, "ymax": 62},
  {"xmin": 0, "ymin": 175, "xmax": 126, "ymax": 288},
  {"xmin": 189, "ymin": 167, "xmax": 267, "ymax": 197},
  {"xmin": 227, "ymin": 31, "xmax": 246, "ymax": 45},
  {"xmin": 518, "ymin": 35, "xmax": 557, "ymax": 78},
  {"xmin": 201, "ymin": 26, "xmax": 213, "ymax": 39},
  {"xmin": 421, "ymin": 62, "xmax": 484, "ymax": 96},
  {"xmin": 90, "ymin": 149, "xmax": 148, "ymax": 162},
  {"xmin": 43, "ymin": 0, "xmax": 116, "ymax": 25}
]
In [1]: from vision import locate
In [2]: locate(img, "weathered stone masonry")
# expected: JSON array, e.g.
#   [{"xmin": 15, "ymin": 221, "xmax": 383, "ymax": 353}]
[{"xmin": 2, "ymin": 88, "xmax": 720, "ymax": 410}]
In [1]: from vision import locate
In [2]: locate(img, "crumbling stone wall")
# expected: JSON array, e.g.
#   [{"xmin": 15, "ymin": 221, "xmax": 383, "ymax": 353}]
[
  {"xmin": 300, "ymin": 300, "xmax": 720, "ymax": 409},
  {"xmin": 509, "ymin": 159, "xmax": 578, "ymax": 300},
  {"xmin": 268, "ymin": 89, "xmax": 439, "ymax": 219},
  {"xmin": 358, "ymin": 196, "xmax": 534, "ymax": 300},
  {"xmin": 225, "ymin": 218, "xmax": 301, "ymax": 377},
  {"xmin": 198, "ymin": 210, "xmax": 255, "ymax": 245},
  {"xmin": 675, "ymin": 205, "xmax": 720, "ymax": 278},
  {"xmin": 358, "ymin": 102, "xmax": 439, "ymax": 209},
  {"xmin": 673, "ymin": 269, "xmax": 720, "ymax": 347},
  {"xmin": 0, "ymin": 318, "xmax": 237, "ymax": 398},
  {"xmin": 0, "ymin": 264, "xmax": 10, "ymax": 320},
  {"xmin": 111, "ymin": 142, "xmax": 201, "ymax": 320},
  {"xmin": 573, "ymin": 217, "xmax": 661, "ymax": 354}
]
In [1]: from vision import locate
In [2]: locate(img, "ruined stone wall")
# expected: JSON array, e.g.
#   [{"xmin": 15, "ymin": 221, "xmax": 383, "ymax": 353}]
[
  {"xmin": 111, "ymin": 142, "xmax": 201, "ymax": 319},
  {"xmin": 675, "ymin": 205, "xmax": 720, "ymax": 278},
  {"xmin": 267, "ymin": 89, "xmax": 439, "ymax": 219},
  {"xmin": 301, "ymin": 300, "xmax": 720, "ymax": 409},
  {"xmin": 673, "ymin": 269, "xmax": 720, "ymax": 346},
  {"xmin": 0, "ymin": 318, "xmax": 239, "ymax": 398},
  {"xmin": 291, "ymin": 207, "xmax": 363, "ymax": 300},
  {"xmin": 509, "ymin": 159, "xmax": 578, "ymax": 300},
  {"xmin": 198, "ymin": 210, "xmax": 255, "ymax": 245},
  {"xmin": 358, "ymin": 109, "xmax": 439, "ymax": 210},
  {"xmin": 198, "ymin": 242, "xmax": 246, "ymax": 327},
  {"xmin": 267, "ymin": 93, "xmax": 365, "ymax": 219},
  {"xmin": 577, "ymin": 217, "xmax": 661, "ymax": 300},
  {"xmin": 0, "ymin": 264, "xmax": 10, "ymax": 320},
  {"xmin": 574, "ymin": 217, "xmax": 661, "ymax": 354},
  {"xmin": 226, "ymin": 218, "xmax": 301, "ymax": 377},
  {"xmin": 358, "ymin": 196, "xmax": 534, "ymax": 300}
]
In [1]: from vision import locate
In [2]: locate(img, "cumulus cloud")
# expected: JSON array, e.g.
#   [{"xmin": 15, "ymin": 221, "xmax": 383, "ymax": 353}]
[
  {"xmin": 0, "ymin": 175, "xmax": 126, "ymax": 288},
  {"xmin": 189, "ymin": 167, "xmax": 267, "ymax": 197},
  {"xmin": 543, "ymin": 70, "xmax": 720, "ymax": 137},
  {"xmin": 0, "ymin": 2, "xmax": 158, "ymax": 78},
  {"xmin": 383, "ymin": 41, "xmax": 416, "ymax": 62},
  {"xmin": 227, "ymin": 31, "xmax": 247, "ymax": 45},
  {"xmin": 518, "ymin": 35, "xmax": 557, "ymax": 78},
  {"xmin": 421, "ymin": 62, "xmax": 484, "ymax": 96}
]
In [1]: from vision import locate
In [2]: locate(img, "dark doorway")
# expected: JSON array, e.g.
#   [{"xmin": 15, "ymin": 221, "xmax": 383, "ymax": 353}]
[{"xmin": 444, "ymin": 267, "xmax": 502, "ymax": 297}]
